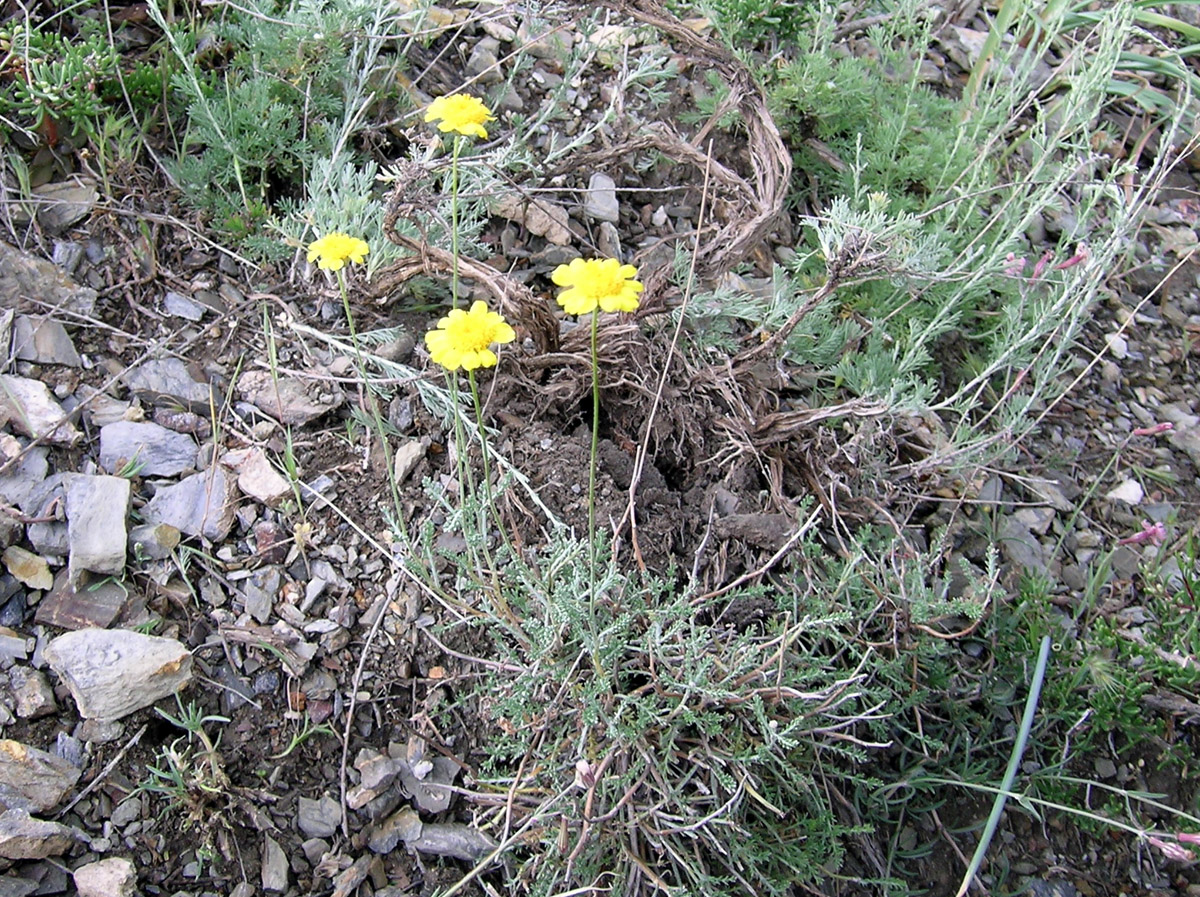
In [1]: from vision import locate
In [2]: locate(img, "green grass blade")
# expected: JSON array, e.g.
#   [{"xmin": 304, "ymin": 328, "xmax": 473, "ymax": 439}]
[{"xmin": 954, "ymin": 636, "xmax": 1052, "ymax": 897}]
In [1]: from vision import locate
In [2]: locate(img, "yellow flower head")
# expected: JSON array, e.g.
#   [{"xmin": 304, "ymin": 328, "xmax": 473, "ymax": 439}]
[
  {"xmin": 551, "ymin": 257, "xmax": 643, "ymax": 316},
  {"xmin": 425, "ymin": 300, "xmax": 516, "ymax": 371},
  {"xmin": 424, "ymin": 93, "xmax": 495, "ymax": 139},
  {"xmin": 306, "ymin": 233, "xmax": 369, "ymax": 271}
]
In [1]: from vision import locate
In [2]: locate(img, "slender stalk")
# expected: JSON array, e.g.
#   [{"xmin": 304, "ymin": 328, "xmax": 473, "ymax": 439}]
[
  {"xmin": 337, "ymin": 269, "xmax": 408, "ymax": 542},
  {"xmin": 469, "ymin": 370, "xmax": 515, "ymax": 556},
  {"xmin": 954, "ymin": 635, "xmax": 1052, "ymax": 897},
  {"xmin": 450, "ymin": 135, "xmax": 462, "ymax": 309},
  {"xmin": 588, "ymin": 309, "xmax": 600, "ymax": 617}
]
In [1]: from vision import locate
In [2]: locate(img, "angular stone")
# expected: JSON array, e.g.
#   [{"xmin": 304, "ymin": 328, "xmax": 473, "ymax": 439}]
[
  {"xmin": 0, "ymin": 242, "xmax": 97, "ymax": 317},
  {"xmin": 33, "ymin": 570, "xmax": 129, "ymax": 631},
  {"xmin": 128, "ymin": 523, "xmax": 181, "ymax": 561},
  {"xmin": 10, "ymin": 316, "xmax": 81, "ymax": 367},
  {"xmin": 0, "ymin": 871, "xmax": 39, "ymax": 896},
  {"xmin": 238, "ymin": 371, "xmax": 343, "ymax": 426},
  {"xmin": 392, "ymin": 440, "xmax": 426, "ymax": 484},
  {"xmin": 76, "ymin": 385, "xmax": 133, "ymax": 428},
  {"xmin": 403, "ymin": 755, "xmax": 459, "ymax": 814},
  {"xmin": 21, "ymin": 474, "xmax": 68, "ymax": 556},
  {"xmin": 66, "ymin": 475, "xmax": 129, "ymax": 583},
  {"xmin": 228, "ymin": 448, "xmax": 291, "ymax": 507},
  {"xmin": 409, "ymin": 822, "xmax": 495, "ymax": 862},
  {"xmin": 0, "ymin": 809, "xmax": 85, "ymax": 860},
  {"xmin": 43, "ymin": 628, "xmax": 193, "ymax": 723},
  {"xmin": 298, "ymin": 793, "xmax": 341, "ymax": 839},
  {"xmin": 1105, "ymin": 478, "xmax": 1144, "ymax": 505},
  {"xmin": 0, "ymin": 740, "xmax": 81, "ymax": 813},
  {"xmin": 0, "ymin": 626, "xmax": 28, "ymax": 662},
  {"xmin": 122, "ymin": 359, "xmax": 212, "ymax": 411},
  {"xmin": 9, "ymin": 668, "xmax": 56, "ymax": 720},
  {"xmin": 489, "ymin": 193, "xmax": 572, "ymax": 245},
  {"xmin": 31, "ymin": 180, "xmax": 97, "ymax": 231},
  {"xmin": 465, "ymin": 38, "xmax": 502, "ymax": 84},
  {"xmin": 0, "ymin": 442, "xmax": 48, "ymax": 509},
  {"xmin": 2, "ymin": 547, "xmax": 52, "ymax": 591},
  {"xmin": 367, "ymin": 807, "xmax": 422, "ymax": 854},
  {"xmin": 163, "ymin": 291, "xmax": 206, "ymax": 321},
  {"xmin": 100, "ymin": 421, "xmax": 197, "ymax": 477},
  {"xmin": 584, "ymin": 172, "xmax": 619, "ymax": 223},
  {"xmin": 73, "ymin": 857, "xmax": 137, "ymax": 897},
  {"xmin": 261, "ymin": 834, "xmax": 288, "ymax": 893},
  {"xmin": 241, "ymin": 567, "xmax": 280, "ymax": 625},
  {"xmin": 516, "ymin": 15, "xmax": 574, "ymax": 60},
  {"xmin": 142, "ymin": 467, "xmax": 238, "ymax": 542},
  {"xmin": 997, "ymin": 515, "xmax": 1046, "ymax": 576},
  {"xmin": 0, "ymin": 375, "xmax": 81, "ymax": 445}
]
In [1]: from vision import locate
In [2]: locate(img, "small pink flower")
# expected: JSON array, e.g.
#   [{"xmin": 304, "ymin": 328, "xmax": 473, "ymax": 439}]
[
  {"xmin": 1030, "ymin": 250, "xmax": 1054, "ymax": 281},
  {"xmin": 1118, "ymin": 521, "xmax": 1166, "ymax": 546},
  {"xmin": 1148, "ymin": 835, "xmax": 1195, "ymax": 862},
  {"xmin": 1178, "ymin": 832, "xmax": 1200, "ymax": 845},
  {"xmin": 1004, "ymin": 253, "xmax": 1027, "ymax": 277},
  {"xmin": 1133, "ymin": 422, "xmax": 1173, "ymax": 436},
  {"xmin": 1054, "ymin": 244, "xmax": 1089, "ymax": 270}
]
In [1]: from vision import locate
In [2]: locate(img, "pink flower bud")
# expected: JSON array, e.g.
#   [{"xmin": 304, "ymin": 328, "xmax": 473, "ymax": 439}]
[
  {"xmin": 1148, "ymin": 835, "xmax": 1195, "ymax": 862},
  {"xmin": 1118, "ymin": 521, "xmax": 1166, "ymax": 546},
  {"xmin": 1133, "ymin": 422, "xmax": 1173, "ymax": 436},
  {"xmin": 1054, "ymin": 244, "xmax": 1090, "ymax": 270}
]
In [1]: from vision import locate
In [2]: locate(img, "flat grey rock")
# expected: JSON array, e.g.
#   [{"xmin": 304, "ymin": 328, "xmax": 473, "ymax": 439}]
[
  {"xmin": 584, "ymin": 172, "xmax": 620, "ymax": 223},
  {"xmin": 0, "ymin": 242, "xmax": 97, "ymax": 317},
  {"xmin": 409, "ymin": 821, "xmax": 496, "ymax": 862},
  {"xmin": 0, "ymin": 809, "xmax": 85, "ymax": 860},
  {"xmin": 0, "ymin": 871, "xmax": 39, "ymax": 896},
  {"xmin": 367, "ymin": 807, "xmax": 422, "ymax": 854},
  {"xmin": 997, "ymin": 515, "xmax": 1046, "ymax": 576},
  {"xmin": 123, "ymin": 358, "xmax": 212, "ymax": 410},
  {"xmin": 24, "ymin": 499, "xmax": 68, "ymax": 556},
  {"xmin": 65, "ymin": 474, "xmax": 129, "ymax": 583},
  {"xmin": 241, "ymin": 566, "xmax": 280, "ymax": 625},
  {"xmin": 142, "ymin": 466, "xmax": 238, "ymax": 542},
  {"xmin": 297, "ymin": 793, "xmax": 341, "ymax": 838},
  {"xmin": 100, "ymin": 421, "xmax": 197, "ymax": 477},
  {"xmin": 0, "ymin": 443, "xmax": 47, "ymax": 509},
  {"xmin": 10, "ymin": 316, "xmax": 81, "ymax": 367},
  {"xmin": 72, "ymin": 857, "xmax": 137, "ymax": 897},
  {"xmin": 0, "ymin": 739, "xmax": 80, "ymax": 813},
  {"xmin": 31, "ymin": 180, "xmax": 97, "ymax": 231},
  {"xmin": 238, "ymin": 371, "xmax": 343, "ymax": 426},
  {"xmin": 163, "ymin": 291, "xmax": 207, "ymax": 321},
  {"xmin": 403, "ymin": 755, "xmax": 460, "ymax": 814},
  {"xmin": 76, "ymin": 385, "xmax": 132, "ymax": 428},
  {"xmin": 43, "ymin": 628, "xmax": 193, "ymax": 723},
  {"xmin": 261, "ymin": 834, "xmax": 288, "ymax": 893},
  {"xmin": 0, "ymin": 375, "xmax": 81, "ymax": 445}
]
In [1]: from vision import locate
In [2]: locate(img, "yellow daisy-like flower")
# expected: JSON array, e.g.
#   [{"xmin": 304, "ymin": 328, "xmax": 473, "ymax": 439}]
[
  {"xmin": 551, "ymin": 257, "xmax": 643, "ymax": 316},
  {"xmin": 306, "ymin": 233, "xmax": 369, "ymax": 271},
  {"xmin": 425, "ymin": 300, "xmax": 516, "ymax": 371},
  {"xmin": 424, "ymin": 93, "xmax": 495, "ymax": 139}
]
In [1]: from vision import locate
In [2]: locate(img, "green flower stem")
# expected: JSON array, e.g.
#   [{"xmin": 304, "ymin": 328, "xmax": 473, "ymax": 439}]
[
  {"xmin": 445, "ymin": 374, "xmax": 490, "ymax": 581},
  {"xmin": 588, "ymin": 309, "xmax": 600, "ymax": 619},
  {"xmin": 337, "ymin": 269, "xmax": 408, "ymax": 543},
  {"xmin": 450, "ymin": 135, "xmax": 462, "ymax": 309},
  {"xmin": 469, "ymin": 370, "xmax": 515, "ymax": 557}
]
